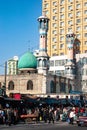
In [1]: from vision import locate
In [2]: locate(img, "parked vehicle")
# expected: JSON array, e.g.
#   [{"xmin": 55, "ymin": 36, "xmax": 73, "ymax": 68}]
[{"xmin": 76, "ymin": 112, "xmax": 87, "ymax": 126}]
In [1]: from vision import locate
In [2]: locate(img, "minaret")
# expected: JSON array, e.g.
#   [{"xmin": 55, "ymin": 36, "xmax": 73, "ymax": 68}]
[
  {"xmin": 37, "ymin": 13, "xmax": 49, "ymax": 75},
  {"xmin": 65, "ymin": 31, "xmax": 76, "ymax": 79}
]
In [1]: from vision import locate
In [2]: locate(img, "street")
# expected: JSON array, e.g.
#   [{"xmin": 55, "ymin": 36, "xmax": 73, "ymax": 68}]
[{"xmin": 0, "ymin": 121, "xmax": 87, "ymax": 130}]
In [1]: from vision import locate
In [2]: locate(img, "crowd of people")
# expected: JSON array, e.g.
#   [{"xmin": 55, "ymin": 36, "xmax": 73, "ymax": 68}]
[
  {"xmin": 0, "ymin": 97, "xmax": 87, "ymax": 126},
  {"xmin": 0, "ymin": 106, "xmax": 19, "ymax": 125},
  {"xmin": 19, "ymin": 105, "xmax": 87, "ymax": 125}
]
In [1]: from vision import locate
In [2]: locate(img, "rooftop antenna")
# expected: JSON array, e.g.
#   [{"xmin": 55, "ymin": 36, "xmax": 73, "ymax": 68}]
[{"xmin": 28, "ymin": 40, "xmax": 30, "ymax": 51}]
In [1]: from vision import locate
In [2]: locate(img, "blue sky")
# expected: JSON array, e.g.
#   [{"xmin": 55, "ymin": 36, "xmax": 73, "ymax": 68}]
[{"xmin": 0, "ymin": 0, "xmax": 42, "ymax": 74}]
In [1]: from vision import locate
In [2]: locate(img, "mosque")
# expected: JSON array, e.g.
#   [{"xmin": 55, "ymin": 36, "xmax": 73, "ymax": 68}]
[{"xmin": 0, "ymin": 14, "xmax": 86, "ymax": 99}]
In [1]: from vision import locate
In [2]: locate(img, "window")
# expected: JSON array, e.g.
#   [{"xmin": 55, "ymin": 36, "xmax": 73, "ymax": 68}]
[
  {"xmin": 55, "ymin": 60, "xmax": 65, "ymax": 66},
  {"xmin": 45, "ymin": 10, "xmax": 48, "ymax": 15},
  {"xmin": 53, "ymin": 2, "xmax": 57, "ymax": 6},
  {"xmin": 55, "ymin": 60, "xmax": 59, "ymax": 66},
  {"xmin": 60, "ymin": 53, "xmax": 64, "ymax": 55},
  {"xmin": 52, "ymin": 53, "xmax": 58, "ymax": 56},
  {"xmin": 76, "ymin": 19, "xmax": 81, "ymax": 23},
  {"xmin": 84, "ymin": 10, "xmax": 87, "ymax": 15},
  {"xmin": 60, "ymin": 22, "xmax": 64, "ymax": 26},
  {"xmin": 68, "ymin": 13, "xmax": 72, "ymax": 17},
  {"xmin": 84, "ymin": 2, "xmax": 87, "ymax": 6},
  {"xmin": 68, "ymin": 20, "xmax": 72, "ymax": 25},
  {"xmin": 52, "ymin": 45, "xmax": 56, "ymax": 49},
  {"xmin": 8, "ymin": 81, "xmax": 14, "ymax": 90},
  {"xmin": 84, "ymin": 33, "xmax": 87, "ymax": 37},
  {"xmin": 68, "ymin": 0, "xmax": 73, "ymax": 2},
  {"xmin": 27, "ymin": 80, "xmax": 33, "ymax": 90},
  {"xmin": 84, "ymin": 41, "xmax": 87, "ymax": 45},
  {"xmin": 52, "ymin": 37, "xmax": 57, "ymax": 42},
  {"xmin": 76, "ymin": 4, "xmax": 81, "ymax": 9},
  {"xmin": 76, "ymin": 11, "xmax": 81, "ymax": 16},
  {"xmin": 52, "ymin": 30, "xmax": 57, "ymax": 34},
  {"xmin": 55, "ymin": 70, "xmax": 65, "ymax": 76},
  {"xmin": 60, "ymin": 7, "xmax": 64, "ymax": 12},
  {"xmin": 60, "ymin": 14, "xmax": 64, "ymax": 19},
  {"xmin": 53, "ymin": 9, "xmax": 57, "ymax": 13},
  {"xmin": 76, "ymin": 26, "xmax": 81, "ymax": 31},
  {"xmin": 77, "ymin": 34, "xmax": 81, "ymax": 38},
  {"xmin": 68, "ymin": 28, "xmax": 72, "ymax": 32},
  {"xmin": 50, "ymin": 61, "xmax": 54, "ymax": 66},
  {"xmin": 53, "ymin": 23, "xmax": 57, "ymax": 28},
  {"xmin": 60, "ymin": 82, "xmax": 66, "ymax": 93},
  {"xmin": 82, "ymin": 58, "xmax": 87, "ymax": 65},
  {"xmin": 84, "ymin": 50, "xmax": 87, "ymax": 53},
  {"xmin": 84, "ymin": 25, "xmax": 87, "ymax": 30},
  {"xmin": 53, "ymin": 16, "xmax": 57, "ymax": 20},
  {"xmin": 44, "ymin": 3, "xmax": 48, "ymax": 8},
  {"xmin": 68, "ymin": 5, "xmax": 72, "ymax": 10},
  {"xmin": 43, "ymin": 59, "xmax": 47, "ymax": 67},
  {"xmin": 60, "ymin": 29, "xmax": 64, "ymax": 34},
  {"xmin": 84, "ymin": 18, "xmax": 87, "ymax": 22},
  {"xmin": 60, "ymin": 0, "xmax": 64, "ymax": 4},
  {"xmin": 60, "ymin": 44, "xmax": 64, "ymax": 49},
  {"xmin": 50, "ymin": 80, "xmax": 55, "ymax": 93},
  {"xmin": 60, "ymin": 36, "xmax": 64, "ymax": 41}
]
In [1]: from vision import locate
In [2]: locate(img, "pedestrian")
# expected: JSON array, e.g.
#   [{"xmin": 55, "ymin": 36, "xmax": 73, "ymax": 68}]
[
  {"xmin": 48, "ymin": 109, "xmax": 54, "ymax": 124},
  {"xmin": 69, "ymin": 109, "xmax": 75, "ymax": 125}
]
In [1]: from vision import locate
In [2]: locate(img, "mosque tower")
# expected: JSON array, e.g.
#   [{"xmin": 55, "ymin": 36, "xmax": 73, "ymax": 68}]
[
  {"xmin": 37, "ymin": 13, "xmax": 49, "ymax": 75},
  {"xmin": 65, "ymin": 32, "xmax": 76, "ymax": 79}
]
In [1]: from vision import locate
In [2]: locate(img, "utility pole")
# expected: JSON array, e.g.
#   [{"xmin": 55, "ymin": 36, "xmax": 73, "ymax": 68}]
[
  {"xmin": 0, "ymin": 61, "xmax": 7, "ymax": 96},
  {"xmin": 3, "ymin": 61, "xmax": 7, "ymax": 96},
  {"xmin": 4, "ymin": 61, "xmax": 7, "ymax": 87}
]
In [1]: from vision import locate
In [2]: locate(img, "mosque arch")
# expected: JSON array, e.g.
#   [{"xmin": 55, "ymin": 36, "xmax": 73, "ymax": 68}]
[
  {"xmin": 60, "ymin": 82, "xmax": 66, "ymax": 93},
  {"xmin": 50, "ymin": 80, "xmax": 55, "ymax": 93},
  {"xmin": 38, "ymin": 59, "xmax": 42, "ymax": 67},
  {"xmin": 69, "ymin": 84, "xmax": 72, "ymax": 93},
  {"xmin": 43, "ymin": 59, "xmax": 47, "ymax": 67},
  {"xmin": 27, "ymin": 80, "xmax": 33, "ymax": 90},
  {"xmin": 8, "ymin": 80, "xmax": 14, "ymax": 90}
]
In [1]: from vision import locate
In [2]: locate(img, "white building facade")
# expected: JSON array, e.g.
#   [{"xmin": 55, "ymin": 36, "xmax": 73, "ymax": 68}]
[{"xmin": 49, "ymin": 53, "xmax": 87, "ymax": 93}]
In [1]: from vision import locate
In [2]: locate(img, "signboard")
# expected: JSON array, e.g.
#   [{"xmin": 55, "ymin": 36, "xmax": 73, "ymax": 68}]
[{"xmin": 13, "ymin": 93, "xmax": 21, "ymax": 100}]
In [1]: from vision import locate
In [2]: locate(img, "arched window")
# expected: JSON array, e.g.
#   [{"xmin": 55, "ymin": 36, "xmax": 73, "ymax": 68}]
[
  {"xmin": 27, "ymin": 80, "xmax": 33, "ymax": 90},
  {"xmin": 43, "ymin": 59, "xmax": 47, "ymax": 67},
  {"xmin": 60, "ymin": 82, "xmax": 66, "ymax": 93},
  {"xmin": 38, "ymin": 59, "xmax": 42, "ymax": 67},
  {"xmin": 50, "ymin": 80, "xmax": 55, "ymax": 93},
  {"xmin": 0, "ymin": 82, "xmax": 1, "ymax": 88},
  {"xmin": 8, "ymin": 81, "xmax": 14, "ymax": 90}
]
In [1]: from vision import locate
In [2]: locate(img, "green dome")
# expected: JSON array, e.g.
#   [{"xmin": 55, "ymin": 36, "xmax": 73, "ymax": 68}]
[{"xmin": 18, "ymin": 51, "xmax": 37, "ymax": 69}]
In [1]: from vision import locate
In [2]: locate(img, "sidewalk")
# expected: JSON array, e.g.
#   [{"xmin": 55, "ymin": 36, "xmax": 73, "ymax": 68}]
[{"xmin": 0, "ymin": 120, "xmax": 74, "ymax": 129}]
